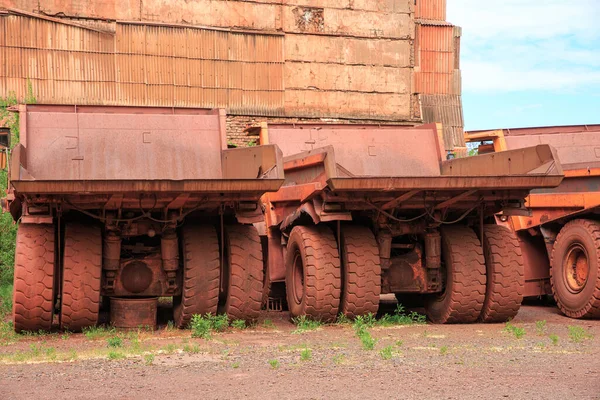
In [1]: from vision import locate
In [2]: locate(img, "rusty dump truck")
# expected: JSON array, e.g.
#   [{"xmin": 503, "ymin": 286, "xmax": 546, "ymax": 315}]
[
  {"xmin": 258, "ymin": 123, "xmax": 563, "ymax": 324},
  {"xmin": 467, "ymin": 125, "xmax": 600, "ymax": 319},
  {"xmin": 2, "ymin": 105, "xmax": 284, "ymax": 332},
  {"xmin": 2, "ymin": 106, "xmax": 566, "ymax": 331}
]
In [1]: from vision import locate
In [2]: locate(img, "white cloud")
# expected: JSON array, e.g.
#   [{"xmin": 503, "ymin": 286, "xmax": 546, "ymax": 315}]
[{"xmin": 447, "ymin": 0, "xmax": 600, "ymax": 92}]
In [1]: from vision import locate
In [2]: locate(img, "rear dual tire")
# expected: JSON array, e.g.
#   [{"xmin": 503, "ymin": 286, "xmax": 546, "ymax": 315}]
[{"xmin": 425, "ymin": 226, "xmax": 486, "ymax": 324}]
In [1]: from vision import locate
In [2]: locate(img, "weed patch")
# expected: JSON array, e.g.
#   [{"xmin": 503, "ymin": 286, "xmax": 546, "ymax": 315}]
[
  {"xmin": 231, "ymin": 320, "xmax": 246, "ymax": 329},
  {"xmin": 535, "ymin": 320, "xmax": 547, "ymax": 335},
  {"xmin": 377, "ymin": 304, "xmax": 426, "ymax": 326},
  {"xmin": 107, "ymin": 336, "xmax": 123, "ymax": 348},
  {"xmin": 292, "ymin": 315, "xmax": 322, "ymax": 334},
  {"xmin": 333, "ymin": 353, "xmax": 345, "ymax": 365},
  {"xmin": 144, "ymin": 354, "xmax": 155, "ymax": 365},
  {"xmin": 504, "ymin": 322, "xmax": 526, "ymax": 339},
  {"xmin": 83, "ymin": 326, "xmax": 117, "ymax": 340},
  {"xmin": 191, "ymin": 313, "xmax": 229, "ymax": 339},
  {"xmin": 549, "ymin": 334, "xmax": 559, "ymax": 346},
  {"xmin": 300, "ymin": 345, "xmax": 312, "ymax": 361},
  {"xmin": 380, "ymin": 345, "xmax": 393, "ymax": 360},
  {"xmin": 568, "ymin": 326, "xmax": 593, "ymax": 343},
  {"xmin": 183, "ymin": 344, "xmax": 201, "ymax": 354},
  {"xmin": 107, "ymin": 351, "xmax": 125, "ymax": 360},
  {"xmin": 269, "ymin": 359, "xmax": 280, "ymax": 369}
]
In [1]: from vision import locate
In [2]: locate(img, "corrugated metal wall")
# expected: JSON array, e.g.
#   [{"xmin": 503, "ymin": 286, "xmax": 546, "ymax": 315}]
[
  {"xmin": 415, "ymin": 0, "xmax": 446, "ymax": 21},
  {"xmin": 415, "ymin": 24, "xmax": 461, "ymax": 96},
  {"xmin": 414, "ymin": 9, "xmax": 465, "ymax": 152},
  {"xmin": 0, "ymin": 14, "xmax": 285, "ymax": 115},
  {"xmin": 0, "ymin": 4, "xmax": 416, "ymax": 122}
]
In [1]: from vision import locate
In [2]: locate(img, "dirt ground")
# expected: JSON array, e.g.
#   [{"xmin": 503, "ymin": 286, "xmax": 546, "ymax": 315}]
[{"xmin": 0, "ymin": 303, "xmax": 599, "ymax": 400}]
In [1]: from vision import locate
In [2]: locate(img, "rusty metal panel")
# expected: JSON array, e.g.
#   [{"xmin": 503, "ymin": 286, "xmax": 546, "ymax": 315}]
[
  {"xmin": 421, "ymin": 94, "xmax": 463, "ymax": 150},
  {"xmin": 0, "ymin": 12, "xmax": 284, "ymax": 115},
  {"xmin": 267, "ymin": 124, "xmax": 443, "ymax": 177},
  {"xmin": 504, "ymin": 131, "xmax": 600, "ymax": 170},
  {"xmin": 415, "ymin": 24, "xmax": 456, "ymax": 95},
  {"xmin": 21, "ymin": 105, "xmax": 225, "ymax": 181},
  {"xmin": 415, "ymin": 0, "xmax": 447, "ymax": 21}
]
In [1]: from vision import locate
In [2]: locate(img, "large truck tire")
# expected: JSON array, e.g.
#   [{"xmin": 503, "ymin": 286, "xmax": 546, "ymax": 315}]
[
  {"xmin": 61, "ymin": 223, "xmax": 102, "ymax": 331},
  {"xmin": 425, "ymin": 226, "xmax": 486, "ymax": 324},
  {"xmin": 221, "ymin": 224, "xmax": 264, "ymax": 322},
  {"xmin": 174, "ymin": 225, "xmax": 220, "ymax": 328},
  {"xmin": 13, "ymin": 224, "xmax": 56, "ymax": 333},
  {"xmin": 339, "ymin": 225, "xmax": 381, "ymax": 318},
  {"xmin": 550, "ymin": 219, "xmax": 600, "ymax": 319},
  {"xmin": 479, "ymin": 225, "xmax": 525, "ymax": 323},
  {"xmin": 285, "ymin": 225, "xmax": 341, "ymax": 322}
]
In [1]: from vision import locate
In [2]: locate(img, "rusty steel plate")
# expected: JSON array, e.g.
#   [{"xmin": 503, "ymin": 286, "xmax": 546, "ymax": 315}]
[{"xmin": 110, "ymin": 297, "xmax": 158, "ymax": 330}]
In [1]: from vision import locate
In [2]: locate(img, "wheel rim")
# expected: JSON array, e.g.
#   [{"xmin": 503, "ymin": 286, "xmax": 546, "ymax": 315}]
[
  {"xmin": 563, "ymin": 244, "xmax": 589, "ymax": 293},
  {"xmin": 292, "ymin": 250, "xmax": 305, "ymax": 304}
]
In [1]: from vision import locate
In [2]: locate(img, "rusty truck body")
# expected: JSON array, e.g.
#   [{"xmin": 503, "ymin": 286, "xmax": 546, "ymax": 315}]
[
  {"xmin": 259, "ymin": 123, "xmax": 564, "ymax": 323},
  {"xmin": 466, "ymin": 125, "xmax": 600, "ymax": 319},
  {"xmin": 2, "ymin": 105, "xmax": 284, "ymax": 332}
]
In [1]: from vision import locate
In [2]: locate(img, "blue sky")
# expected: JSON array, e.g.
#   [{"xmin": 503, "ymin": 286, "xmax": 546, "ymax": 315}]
[{"xmin": 447, "ymin": 0, "xmax": 600, "ymax": 131}]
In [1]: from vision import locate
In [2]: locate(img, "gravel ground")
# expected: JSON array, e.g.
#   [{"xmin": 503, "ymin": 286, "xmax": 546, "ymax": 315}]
[{"xmin": 1, "ymin": 305, "xmax": 599, "ymax": 400}]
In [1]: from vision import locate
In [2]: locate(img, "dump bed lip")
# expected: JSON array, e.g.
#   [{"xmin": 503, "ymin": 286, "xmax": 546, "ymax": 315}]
[
  {"xmin": 11, "ymin": 179, "xmax": 285, "ymax": 194},
  {"xmin": 327, "ymin": 175, "xmax": 564, "ymax": 192}
]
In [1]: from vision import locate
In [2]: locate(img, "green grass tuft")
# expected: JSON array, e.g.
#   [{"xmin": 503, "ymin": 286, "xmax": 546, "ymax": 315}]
[
  {"xmin": 190, "ymin": 313, "xmax": 229, "ymax": 339},
  {"xmin": 144, "ymin": 353, "xmax": 155, "ymax": 365},
  {"xmin": 292, "ymin": 315, "xmax": 322, "ymax": 334},
  {"xmin": 83, "ymin": 326, "xmax": 117, "ymax": 340},
  {"xmin": 268, "ymin": 359, "xmax": 280, "ymax": 369},
  {"xmin": 231, "ymin": 319, "xmax": 246, "ymax": 329},
  {"xmin": 504, "ymin": 321, "xmax": 526, "ymax": 339},
  {"xmin": 568, "ymin": 326, "xmax": 593, "ymax": 343},
  {"xmin": 535, "ymin": 320, "xmax": 547, "ymax": 335},
  {"xmin": 107, "ymin": 351, "xmax": 125, "ymax": 360},
  {"xmin": 380, "ymin": 345, "xmax": 393, "ymax": 360},
  {"xmin": 300, "ymin": 345, "xmax": 312, "ymax": 361},
  {"xmin": 107, "ymin": 336, "xmax": 123, "ymax": 348}
]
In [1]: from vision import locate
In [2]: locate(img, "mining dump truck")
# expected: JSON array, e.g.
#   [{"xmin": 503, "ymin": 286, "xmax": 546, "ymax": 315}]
[
  {"xmin": 2, "ymin": 105, "xmax": 283, "ymax": 332},
  {"xmin": 258, "ymin": 123, "xmax": 564, "ymax": 323},
  {"xmin": 466, "ymin": 125, "xmax": 600, "ymax": 319}
]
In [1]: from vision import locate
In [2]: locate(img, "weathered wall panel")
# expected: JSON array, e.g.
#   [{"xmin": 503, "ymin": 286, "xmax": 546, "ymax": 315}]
[
  {"xmin": 285, "ymin": 90, "xmax": 411, "ymax": 119},
  {"xmin": 0, "ymin": 15, "xmax": 285, "ymax": 114},
  {"xmin": 285, "ymin": 34, "xmax": 411, "ymax": 67},
  {"xmin": 281, "ymin": 6, "xmax": 412, "ymax": 38},
  {"xmin": 286, "ymin": 62, "xmax": 410, "ymax": 94},
  {"xmin": 1, "ymin": 1, "xmax": 461, "ymax": 125},
  {"xmin": 3, "ymin": 1, "xmax": 413, "ymax": 34}
]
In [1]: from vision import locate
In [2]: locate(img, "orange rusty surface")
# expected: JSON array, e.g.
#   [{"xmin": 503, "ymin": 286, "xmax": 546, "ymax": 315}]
[
  {"xmin": 0, "ymin": 13, "xmax": 285, "ymax": 115},
  {"xmin": 7, "ymin": 105, "xmax": 285, "ymax": 213},
  {"xmin": 415, "ymin": 0, "xmax": 447, "ymax": 21},
  {"xmin": 0, "ymin": 4, "xmax": 423, "ymax": 122},
  {"xmin": 109, "ymin": 297, "xmax": 158, "ymax": 330},
  {"xmin": 283, "ymin": 153, "xmax": 327, "ymax": 172}
]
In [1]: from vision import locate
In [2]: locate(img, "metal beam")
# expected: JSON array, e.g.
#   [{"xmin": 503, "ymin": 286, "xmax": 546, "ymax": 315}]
[
  {"xmin": 435, "ymin": 189, "xmax": 477, "ymax": 210},
  {"xmin": 381, "ymin": 190, "xmax": 421, "ymax": 210}
]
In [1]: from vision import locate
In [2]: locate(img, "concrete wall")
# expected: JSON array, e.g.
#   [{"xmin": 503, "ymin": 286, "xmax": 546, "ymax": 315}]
[{"xmin": 0, "ymin": 0, "xmax": 418, "ymax": 123}]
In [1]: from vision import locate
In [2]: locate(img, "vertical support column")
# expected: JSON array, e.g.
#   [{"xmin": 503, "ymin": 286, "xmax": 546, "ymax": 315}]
[
  {"xmin": 103, "ymin": 231, "xmax": 121, "ymax": 294},
  {"xmin": 377, "ymin": 230, "xmax": 392, "ymax": 270},
  {"xmin": 161, "ymin": 230, "xmax": 179, "ymax": 294},
  {"xmin": 424, "ymin": 230, "xmax": 441, "ymax": 291}
]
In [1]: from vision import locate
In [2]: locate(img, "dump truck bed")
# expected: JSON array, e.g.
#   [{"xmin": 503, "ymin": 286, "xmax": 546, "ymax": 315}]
[
  {"xmin": 8, "ymin": 105, "xmax": 283, "ymax": 211},
  {"xmin": 262, "ymin": 124, "xmax": 563, "ymax": 227},
  {"xmin": 469, "ymin": 125, "xmax": 600, "ymax": 230}
]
